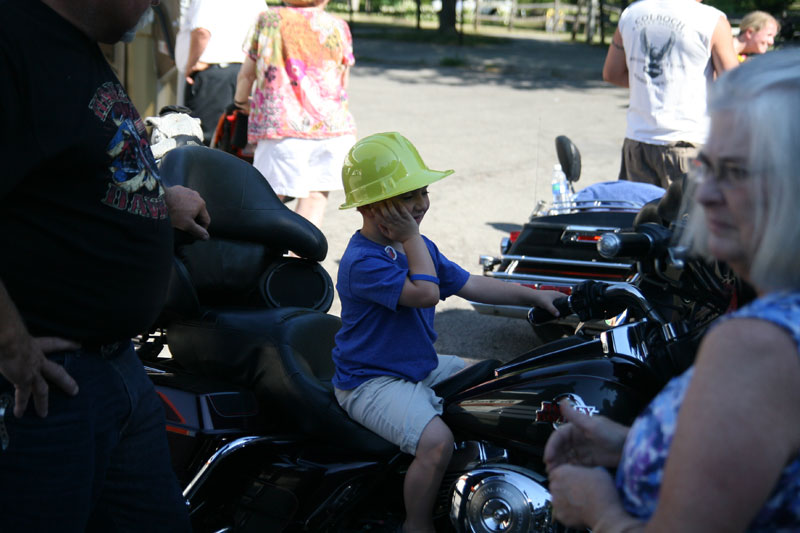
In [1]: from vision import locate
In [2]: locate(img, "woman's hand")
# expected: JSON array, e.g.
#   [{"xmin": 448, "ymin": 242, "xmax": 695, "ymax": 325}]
[
  {"xmin": 549, "ymin": 464, "xmax": 640, "ymax": 530},
  {"xmin": 544, "ymin": 400, "xmax": 629, "ymax": 471}
]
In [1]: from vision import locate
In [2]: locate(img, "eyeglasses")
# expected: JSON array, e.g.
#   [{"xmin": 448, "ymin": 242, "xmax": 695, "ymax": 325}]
[{"xmin": 690, "ymin": 152, "xmax": 750, "ymax": 188}]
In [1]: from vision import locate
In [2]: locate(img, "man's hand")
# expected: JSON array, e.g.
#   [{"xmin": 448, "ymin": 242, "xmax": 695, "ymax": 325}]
[
  {"xmin": 185, "ymin": 27, "xmax": 211, "ymax": 85},
  {"xmin": 185, "ymin": 61, "xmax": 210, "ymax": 85},
  {"xmin": 164, "ymin": 185, "xmax": 210, "ymax": 240},
  {"xmin": 1, "ymin": 331, "xmax": 79, "ymax": 418},
  {"xmin": 1, "ymin": 283, "xmax": 80, "ymax": 417}
]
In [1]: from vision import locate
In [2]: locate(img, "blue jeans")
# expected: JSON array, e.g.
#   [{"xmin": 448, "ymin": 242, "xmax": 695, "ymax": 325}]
[{"xmin": 0, "ymin": 343, "xmax": 191, "ymax": 532}]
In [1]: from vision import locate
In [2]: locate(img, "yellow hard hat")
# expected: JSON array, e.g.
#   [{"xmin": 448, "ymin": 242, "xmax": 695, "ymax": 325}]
[{"xmin": 339, "ymin": 132, "xmax": 454, "ymax": 209}]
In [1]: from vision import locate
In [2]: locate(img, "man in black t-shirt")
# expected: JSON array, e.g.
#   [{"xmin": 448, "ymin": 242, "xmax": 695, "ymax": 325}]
[{"xmin": 0, "ymin": 0, "xmax": 210, "ymax": 530}]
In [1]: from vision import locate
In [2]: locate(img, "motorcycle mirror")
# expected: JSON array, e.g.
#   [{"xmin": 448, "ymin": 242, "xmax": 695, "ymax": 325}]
[{"xmin": 555, "ymin": 135, "xmax": 581, "ymax": 183}]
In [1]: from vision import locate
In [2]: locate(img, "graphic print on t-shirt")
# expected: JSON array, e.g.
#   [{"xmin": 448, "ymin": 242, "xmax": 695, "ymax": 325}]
[
  {"xmin": 629, "ymin": 14, "xmax": 688, "ymax": 87},
  {"xmin": 89, "ymin": 81, "xmax": 168, "ymax": 220},
  {"xmin": 640, "ymin": 30, "xmax": 675, "ymax": 79}
]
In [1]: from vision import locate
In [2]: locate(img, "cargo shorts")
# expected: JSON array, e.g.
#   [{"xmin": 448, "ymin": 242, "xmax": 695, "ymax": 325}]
[
  {"xmin": 618, "ymin": 138, "xmax": 699, "ymax": 189},
  {"xmin": 335, "ymin": 355, "xmax": 466, "ymax": 455}
]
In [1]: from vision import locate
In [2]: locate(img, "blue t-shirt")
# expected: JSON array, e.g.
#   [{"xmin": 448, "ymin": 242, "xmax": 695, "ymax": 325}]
[
  {"xmin": 332, "ymin": 231, "xmax": 470, "ymax": 390},
  {"xmin": 616, "ymin": 291, "xmax": 800, "ymax": 531}
]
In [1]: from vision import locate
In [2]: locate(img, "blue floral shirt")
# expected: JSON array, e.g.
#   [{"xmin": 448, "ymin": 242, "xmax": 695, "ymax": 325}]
[{"xmin": 616, "ymin": 291, "xmax": 800, "ymax": 531}]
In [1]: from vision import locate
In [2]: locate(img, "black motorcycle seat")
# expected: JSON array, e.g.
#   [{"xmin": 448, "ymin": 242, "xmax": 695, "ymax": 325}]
[
  {"xmin": 159, "ymin": 145, "xmax": 327, "ymax": 262},
  {"xmin": 168, "ymin": 307, "xmax": 398, "ymax": 456},
  {"xmin": 167, "ymin": 306, "xmax": 503, "ymax": 457}
]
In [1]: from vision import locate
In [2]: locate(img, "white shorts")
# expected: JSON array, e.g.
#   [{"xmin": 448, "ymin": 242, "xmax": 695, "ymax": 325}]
[
  {"xmin": 335, "ymin": 355, "xmax": 467, "ymax": 455},
  {"xmin": 252, "ymin": 135, "xmax": 356, "ymax": 198}
]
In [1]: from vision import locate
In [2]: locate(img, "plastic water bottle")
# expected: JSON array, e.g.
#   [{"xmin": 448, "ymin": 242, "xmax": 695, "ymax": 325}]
[{"xmin": 551, "ymin": 164, "xmax": 570, "ymax": 207}]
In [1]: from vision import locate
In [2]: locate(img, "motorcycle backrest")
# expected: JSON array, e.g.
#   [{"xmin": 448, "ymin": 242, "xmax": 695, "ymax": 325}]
[
  {"xmin": 157, "ymin": 145, "xmax": 330, "ymax": 317},
  {"xmin": 633, "ymin": 177, "xmax": 684, "ymax": 227},
  {"xmin": 656, "ymin": 177, "xmax": 683, "ymax": 223},
  {"xmin": 160, "ymin": 145, "xmax": 328, "ymax": 261},
  {"xmin": 555, "ymin": 135, "xmax": 581, "ymax": 183}
]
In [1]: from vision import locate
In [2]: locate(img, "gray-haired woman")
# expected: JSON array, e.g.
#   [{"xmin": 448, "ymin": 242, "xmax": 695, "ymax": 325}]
[{"xmin": 544, "ymin": 47, "xmax": 800, "ymax": 532}]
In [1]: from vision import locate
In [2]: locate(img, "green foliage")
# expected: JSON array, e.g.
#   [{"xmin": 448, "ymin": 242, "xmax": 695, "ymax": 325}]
[
  {"xmin": 328, "ymin": 0, "xmax": 438, "ymax": 18},
  {"xmin": 706, "ymin": 0, "xmax": 793, "ymax": 16},
  {"xmin": 349, "ymin": 20, "xmax": 515, "ymax": 45},
  {"xmin": 328, "ymin": 0, "xmax": 799, "ymax": 37}
]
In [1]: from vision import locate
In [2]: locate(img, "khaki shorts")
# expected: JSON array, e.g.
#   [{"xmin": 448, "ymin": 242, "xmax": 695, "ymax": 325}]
[
  {"xmin": 335, "ymin": 355, "xmax": 466, "ymax": 455},
  {"xmin": 618, "ymin": 138, "xmax": 699, "ymax": 189}
]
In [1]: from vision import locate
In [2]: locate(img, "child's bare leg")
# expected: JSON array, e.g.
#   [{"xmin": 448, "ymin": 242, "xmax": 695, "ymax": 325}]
[{"xmin": 403, "ymin": 416, "xmax": 454, "ymax": 533}]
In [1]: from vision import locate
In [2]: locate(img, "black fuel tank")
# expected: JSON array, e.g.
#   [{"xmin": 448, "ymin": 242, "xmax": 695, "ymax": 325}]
[{"xmin": 443, "ymin": 340, "xmax": 661, "ymax": 455}]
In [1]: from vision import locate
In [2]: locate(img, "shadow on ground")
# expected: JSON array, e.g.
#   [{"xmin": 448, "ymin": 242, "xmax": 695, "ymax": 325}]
[
  {"xmin": 349, "ymin": 22, "xmax": 613, "ymax": 90},
  {"xmin": 486, "ymin": 221, "xmax": 524, "ymax": 234},
  {"xmin": 434, "ymin": 307, "xmax": 542, "ymax": 361}
]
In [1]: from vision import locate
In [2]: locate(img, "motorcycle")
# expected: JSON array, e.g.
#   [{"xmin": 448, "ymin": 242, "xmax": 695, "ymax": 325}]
[
  {"xmin": 138, "ymin": 145, "xmax": 733, "ymax": 532},
  {"xmin": 470, "ymin": 135, "xmax": 670, "ymax": 342}
]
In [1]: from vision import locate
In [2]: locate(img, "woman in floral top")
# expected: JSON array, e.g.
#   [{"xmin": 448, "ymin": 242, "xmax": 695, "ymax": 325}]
[
  {"xmin": 543, "ymin": 48, "xmax": 800, "ymax": 532},
  {"xmin": 234, "ymin": 0, "xmax": 356, "ymax": 229}
]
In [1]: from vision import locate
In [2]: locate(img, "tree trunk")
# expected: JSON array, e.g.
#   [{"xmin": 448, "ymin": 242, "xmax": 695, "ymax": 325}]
[{"xmin": 438, "ymin": 0, "xmax": 458, "ymax": 34}]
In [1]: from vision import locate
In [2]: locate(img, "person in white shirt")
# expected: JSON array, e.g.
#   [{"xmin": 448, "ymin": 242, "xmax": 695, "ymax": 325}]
[
  {"xmin": 183, "ymin": 0, "xmax": 265, "ymax": 144},
  {"xmin": 602, "ymin": 0, "xmax": 739, "ymax": 188}
]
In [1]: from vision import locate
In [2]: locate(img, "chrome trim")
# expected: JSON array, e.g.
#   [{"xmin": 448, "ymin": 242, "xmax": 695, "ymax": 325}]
[
  {"xmin": 470, "ymin": 302, "xmax": 532, "ymax": 319},
  {"xmin": 484, "ymin": 272, "xmax": 583, "ymax": 285},
  {"xmin": 661, "ymin": 321, "xmax": 688, "ymax": 342},
  {"xmin": 571, "ymin": 199, "xmax": 643, "ymax": 209},
  {"xmin": 450, "ymin": 465, "xmax": 554, "ymax": 533},
  {"xmin": 545, "ymin": 199, "xmax": 643, "ymax": 215},
  {"xmin": 479, "ymin": 254, "xmax": 501, "ymax": 272},
  {"xmin": 500, "ymin": 237, "xmax": 512, "ymax": 255},
  {"xmin": 450, "ymin": 441, "xmax": 510, "ymax": 473},
  {"xmin": 600, "ymin": 321, "xmax": 651, "ymax": 363},
  {"xmin": 669, "ymin": 246, "xmax": 688, "ymax": 269},
  {"xmin": 602, "ymin": 283, "xmax": 665, "ymax": 324},
  {"xmin": 597, "ymin": 232, "xmax": 654, "ymax": 259},
  {"xmin": 183, "ymin": 436, "xmax": 272, "ymax": 500},
  {"xmin": 490, "ymin": 253, "xmax": 633, "ymax": 270},
  {"xmin": 484, "ymin": 271, "xmax": 640, "ymax": 287},
  {"xmin": 561, "ymin": 225, "xmax": 623, "ymax": 246},
  {"xmin": 662, "ymin": 322, "xmax": 678, "ymax": 342},
  {"xmin": 562, "ymin": 224, "xmax": 622, "ymax": 233}
]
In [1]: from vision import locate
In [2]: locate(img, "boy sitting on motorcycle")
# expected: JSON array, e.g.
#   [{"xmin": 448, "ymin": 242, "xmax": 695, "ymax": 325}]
[{"xmin": 331, "ymin": 132, "xmax": 563, "ymax": 533}]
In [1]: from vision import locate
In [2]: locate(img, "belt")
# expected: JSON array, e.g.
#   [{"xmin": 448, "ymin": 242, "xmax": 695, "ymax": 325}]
[{"xmin": 80, "ymin": 340, "xmax": 130, "ymax": 359}]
